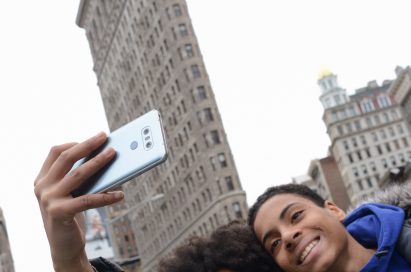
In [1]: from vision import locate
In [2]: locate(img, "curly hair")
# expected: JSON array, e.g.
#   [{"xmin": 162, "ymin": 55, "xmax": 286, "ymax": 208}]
[
  {"xmin": 157, "ymin": 220, "xmax": 280, "ymax": 272},
  {"xmin": 248, "ymin": 183, "xmax": 325, "ymax": 228}
]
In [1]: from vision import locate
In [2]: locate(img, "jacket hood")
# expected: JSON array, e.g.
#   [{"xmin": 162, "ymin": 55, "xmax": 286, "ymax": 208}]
[{"xmin": 354, "ymin": 182, "xmax": 411, "ymax": 216}]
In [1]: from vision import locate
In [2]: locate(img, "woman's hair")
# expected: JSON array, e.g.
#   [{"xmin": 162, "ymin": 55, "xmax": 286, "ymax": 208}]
[{"xmin": 158, "ymin": 220, "xmax": 280, "ymax": 272}]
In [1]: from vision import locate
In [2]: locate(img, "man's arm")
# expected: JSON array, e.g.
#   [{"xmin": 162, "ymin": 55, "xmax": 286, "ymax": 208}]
[{"xmin": 34, "ymin": 132, "xmax": 124, "ymax": 272}]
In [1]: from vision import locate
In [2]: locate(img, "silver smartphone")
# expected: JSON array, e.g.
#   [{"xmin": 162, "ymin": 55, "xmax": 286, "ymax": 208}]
[{"xmin": 71, "ymin": 109, "xmax": 168, "ymax": 197}]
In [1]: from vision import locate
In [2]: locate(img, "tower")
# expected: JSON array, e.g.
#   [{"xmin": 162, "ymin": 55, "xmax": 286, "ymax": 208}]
[
  {"xmin": 76, "ymin": 1, "xmax": 247, "ymax": 270},
  {"xmin": 318, "ymin": 69, "xmax": 349, "ymax": 109}
]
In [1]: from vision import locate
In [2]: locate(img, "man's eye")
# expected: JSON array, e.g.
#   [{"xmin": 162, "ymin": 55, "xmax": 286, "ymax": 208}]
[
  {"xmin": 270, "ymin": 239, "xmax": 281, "ymax": 253},
  {"xmin": 291, "ymin": 210, "xmax": 304, "ymax": 223}
]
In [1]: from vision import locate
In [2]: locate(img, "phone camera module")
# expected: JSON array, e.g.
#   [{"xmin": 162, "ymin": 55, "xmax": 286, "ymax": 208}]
[{"xmin": 142, "ymin": 126, "xmax": 154, "ymax": 150}]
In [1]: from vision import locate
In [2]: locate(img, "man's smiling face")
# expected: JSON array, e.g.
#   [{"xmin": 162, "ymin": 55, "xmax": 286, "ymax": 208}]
[{"xmin": 253, "ymin": 194, "xmax": 348, "ymax": 272}]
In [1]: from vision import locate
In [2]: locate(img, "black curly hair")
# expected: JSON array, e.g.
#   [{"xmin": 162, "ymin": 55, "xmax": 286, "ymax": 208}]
[
  {"xmin": 157, "ymin": 220, "xmax": 280, "ymax": 272},
  {"xmin": 248, "ymin": 183, "xmax": 326, "ymax": 229}
]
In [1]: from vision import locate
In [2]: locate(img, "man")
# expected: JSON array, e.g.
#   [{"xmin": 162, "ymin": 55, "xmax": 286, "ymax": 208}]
[{"xmin": 248, "ymin": 183, "xmax": 411, "ymax": 272}]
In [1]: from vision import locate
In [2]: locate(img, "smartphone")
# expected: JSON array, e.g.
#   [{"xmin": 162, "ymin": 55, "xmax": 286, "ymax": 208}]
[{"xmin": 71, "ymin": 109, "xmax": 168, "ymax": 197}]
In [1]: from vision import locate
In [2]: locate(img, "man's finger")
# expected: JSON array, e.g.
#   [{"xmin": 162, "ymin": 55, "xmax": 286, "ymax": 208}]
[
  {"xmin": 34, "ymin": 142, "xmax": 77, "ymax": 186},
  {"xmin": 59, "ymin": 147, "xmax": 116, "ymax": 194},
  {"xmin": 68, "ymin": 191, "xmax": 124, "ymax": 215},
  {"xmin": 47, "ymin": 132, "xmax": 107, "ymax": 181}
]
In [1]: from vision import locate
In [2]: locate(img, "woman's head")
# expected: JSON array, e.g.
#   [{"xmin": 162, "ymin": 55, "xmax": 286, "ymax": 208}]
[{"xmin": 158, "ymin": 220, "xmax": 280, "ymax": 272}]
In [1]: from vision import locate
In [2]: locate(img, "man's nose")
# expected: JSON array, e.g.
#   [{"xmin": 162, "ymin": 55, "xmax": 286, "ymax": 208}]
[{"xmin": 283, "ymin": 229, "xmax": 302, "ymax": 251}]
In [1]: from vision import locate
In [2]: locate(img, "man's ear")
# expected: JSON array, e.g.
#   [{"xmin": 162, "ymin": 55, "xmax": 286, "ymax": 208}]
[{"xmin": 324, "ymin": 200, "xmax": 346, "ymax": 222}]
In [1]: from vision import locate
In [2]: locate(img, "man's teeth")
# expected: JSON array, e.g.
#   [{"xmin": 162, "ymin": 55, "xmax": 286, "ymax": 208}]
[{"xmin": 299, "ymin": 239, "xmax": 319, "ymax": 263}]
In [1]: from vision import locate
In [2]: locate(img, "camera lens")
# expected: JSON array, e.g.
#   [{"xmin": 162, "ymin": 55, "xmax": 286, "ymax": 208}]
[
  {"xmin": 143, "ymin": 128, "xmax": 150, "ymax": 135},
  {"xmin": 145, "ymin": 141, "xmax": 152, "ymax": 149}
]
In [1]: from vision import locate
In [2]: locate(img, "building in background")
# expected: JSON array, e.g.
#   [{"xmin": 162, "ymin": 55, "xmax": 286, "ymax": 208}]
[
  {"xmin": 388, "ymin": 66, "xmax": 411, "ymax": 127},
  {"xmin": 319, "ymin": 69, "xmax": 411, "ymax": 205},
  {"xmin": 0, "ymin": 208, "xmax": 15, "ymax": 272},
  {"xmin": 297, "ymin": 156, "xmax": 350, "ymax": 211},
  {"xmin": 76, "ymin": 1, "xmax": 247, "ymax": 271}
]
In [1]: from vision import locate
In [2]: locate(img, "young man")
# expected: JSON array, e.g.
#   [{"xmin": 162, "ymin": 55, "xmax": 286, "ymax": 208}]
[{"xmin": 248, "ymin": 183, "xmax": 411, "ymax": 272}]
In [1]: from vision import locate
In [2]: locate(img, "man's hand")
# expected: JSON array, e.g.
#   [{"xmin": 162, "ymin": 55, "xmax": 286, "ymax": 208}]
[{"xmin": 34, "ymin": 132, "xmax": 124, "ymax": 272}]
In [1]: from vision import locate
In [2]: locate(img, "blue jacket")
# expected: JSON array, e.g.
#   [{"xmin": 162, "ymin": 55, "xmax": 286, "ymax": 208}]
[{"xmin": 344, "ymin": 203, "xmax": 411, "ymax": 272}]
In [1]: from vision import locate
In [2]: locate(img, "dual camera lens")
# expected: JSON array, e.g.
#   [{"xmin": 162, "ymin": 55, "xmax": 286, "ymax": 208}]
[{"xmin": 142, "ymin": 126, "xmax": 153, "ymax": 150}]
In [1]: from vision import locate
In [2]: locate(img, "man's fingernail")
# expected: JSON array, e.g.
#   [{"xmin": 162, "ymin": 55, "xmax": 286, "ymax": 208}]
[
  {"xmin": 93, "ymin": 131, "xmax": 106, "ymax": 140},
  {"xmin": 113, "ymin": 192, "xmax": 124, "ymax": 199},
  {"xmin": 102, "ymin": 147, "xmax": 115, "ymax": 157}
]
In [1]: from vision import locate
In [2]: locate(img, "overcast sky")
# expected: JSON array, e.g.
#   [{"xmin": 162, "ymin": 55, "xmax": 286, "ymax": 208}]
[{"xmin": 1, "ymin": 1, "xmax": 411, "ymax": 271}]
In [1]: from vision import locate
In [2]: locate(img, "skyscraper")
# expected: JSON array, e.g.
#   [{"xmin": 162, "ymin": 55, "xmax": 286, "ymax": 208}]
[
  {"xmin": 319, "ymin": 70, "xmax": 411, "ymax": 204},
  {"xmin": 76, "ymin": 1, "xmax": 247, "ymax": 270},
  {"xmin": 0, "ymin": 208, "xmax": 15, "ymax": 272}
]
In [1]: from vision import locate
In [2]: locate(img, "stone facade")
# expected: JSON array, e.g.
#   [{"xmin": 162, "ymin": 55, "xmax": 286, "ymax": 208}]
[
  {"xmin": 0, "ymin": 209, "xmax": 14, "ymax": 272},
  {"xmin": 76, "ymin": 1, "xmax": 247, "ymax": 271}
]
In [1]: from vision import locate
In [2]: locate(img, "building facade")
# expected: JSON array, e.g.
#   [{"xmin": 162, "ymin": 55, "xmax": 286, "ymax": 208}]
[
  {"xmin": 320, "ymin": 71, "xmax": 411, "ymax": 204},
  {"xmin": 0, "ymin": 209, "xmax": 14, "ymax": 272},
  {"xmin": 308, "ymin": 156, "xmax": 350, "ymax": 211},
  {"xmin": 76, "ymin": 1, "xmax": 247, "ymax": 270}
]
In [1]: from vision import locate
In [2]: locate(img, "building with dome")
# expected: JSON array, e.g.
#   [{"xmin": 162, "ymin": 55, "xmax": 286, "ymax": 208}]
[{"xmin": 318, "ymin": 70, "xmax": 411, "ymax": 204}]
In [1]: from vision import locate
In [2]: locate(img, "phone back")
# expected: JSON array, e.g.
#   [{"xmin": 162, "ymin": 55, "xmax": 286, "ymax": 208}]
[{"xmin": 71, "ymin": 110, "xmax": 167, "ymax": 197}]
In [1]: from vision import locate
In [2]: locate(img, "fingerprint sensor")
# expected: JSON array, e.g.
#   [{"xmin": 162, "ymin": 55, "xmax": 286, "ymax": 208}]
[{"xmin": 130, "ymin": 141, "xmax": 138, "ymax": 150}]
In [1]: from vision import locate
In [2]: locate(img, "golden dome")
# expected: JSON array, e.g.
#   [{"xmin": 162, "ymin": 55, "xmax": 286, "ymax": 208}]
[{"xmin": 318, "ymin": 68, "xmax": 333, "ymax": 80}]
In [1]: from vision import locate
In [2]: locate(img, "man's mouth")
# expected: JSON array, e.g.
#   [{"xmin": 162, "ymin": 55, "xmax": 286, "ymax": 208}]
[{"xmin": 298, "ymin": 238, "xmax": 319, "ymax": 264}]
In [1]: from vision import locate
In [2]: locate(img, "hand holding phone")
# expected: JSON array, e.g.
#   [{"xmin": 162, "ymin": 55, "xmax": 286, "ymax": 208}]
[
  {"xmin": 34, "ymin": 132, "xmax": 124, "ymax": 272},
  {"xmin": 71, "ymin": 109, "xmax": 168, "ymax": 197}
]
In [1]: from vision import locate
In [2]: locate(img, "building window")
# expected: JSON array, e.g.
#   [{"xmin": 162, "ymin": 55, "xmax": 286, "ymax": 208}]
[
  {"xmin": 225, "ymin": 176, "xmax": 234, "ymax": 191},
  {"xmin": 382, "ymin": 158, "xmax": 388, "ymax": 168},
  {"xmin": 388, "ymin": 127, "xmax": 395, "ymax": 137},
  {"xmin": 397, "ymin": 124, "xmax": 404, "ymax": 134},
  {"xmin": 184, "ymin": 43, "xmax": 194, "ymax": 57},
  {"xmin": 232, "ymin": 202, "xmax": 243, "ymax": 219},
  {"xmin": 371, "ymin": 132, "xmax": 378, "ymax": 142},
  {"xmin": 210, "ymin": 130, "xmax": 221, "ymax": 144},
  {"xmin": 178, "ymin": 23, "xmax": 188, "ymax": 37},
  {"xmin": 380, "ymin": 129, "xmax": 386, "ymax": 140},
  {"xmin": 353, "ymin": 167, "xmax": 358, "ymax": 177},
  {"xmin": 385, "ymin": 143, "xmax": 391, "ymax": 153},
  {"xmin": 191, "ymin": 64, "xmax": 201, "ymax": 78},
  {"xmin": 343, "ymin": 140, "xmax": 349, "ymax": 150},
  {"xmin": 366, "ymin": 178, "xmax": 373, "ymax": 188},
  {"xmin": 357, "ymin": 180, "xmax": 364, "ymax": 190},
  {"xmin": 361, "ymin": 99, "xmax": 374, "ymax": 113},
  {"xmin": 376, "ymin": 145, "xmax": 383, "ymax": 155},
  {"xmin": 204, "ymin": 108, "xmax": 214, "ymax": 122},
  {"xmin": 366, "ymin": 117, "xmax": 373, "ymax": 128},
  {"xmin": 218, "ymin": 153, "xmax": 228, "ymax": 167},
  {"xmin": 354, "ymin": 120, "xmax": 361, "ymax": 130},
  {"xmin": 378, "ymin": 95, "xmax": 391, "ymax": 108},
  {"xmin": 360, "ymin": 135, "xmax": 367, "ymax": 145},
  {"xmin": 197, "ymin": 86, "xmax": 207, "ymax": 100},
  {"xmin": 172, "ymin": 3, "xmax": 182, "ymax": 17}
]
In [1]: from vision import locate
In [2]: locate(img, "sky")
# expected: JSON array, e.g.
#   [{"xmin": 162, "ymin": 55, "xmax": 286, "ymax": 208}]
[{"xmin": 0, "ymin": 1, "xmax": 411, "ymax": 271}]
